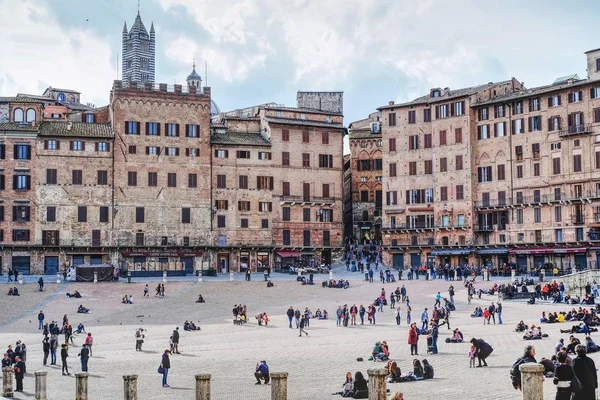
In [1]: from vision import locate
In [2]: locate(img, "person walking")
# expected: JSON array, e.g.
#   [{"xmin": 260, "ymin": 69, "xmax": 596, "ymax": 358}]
[
  {"xmin": 434, "ymin": 292, "xmax": 441, "ymax": 308},
  {"xmin": 38, "ymin": 310, "xmax": 45, "ymax": 330},
  {"xmin": 298, "ymin": 315, "xmax": 308, "ymax": 337},
  {"xmin": 572, "ymin": 344, "xmax": 597, "ymax": 400},
  {"xmin": 84, "ymin": 333, "xmax": 93, "ymax": 357},
  {"xmin": 42, "ymin": 337, "xmax": 50, "ymax": 366},
  {"xmin": 406, "ymin": 305, "xmax": 412, "ymax": 325},
  {"xmin": 135, "ymin": 328, "xmax": 145, "ymax": 351},
  {"xmin": 50, "ymin": 335, "xmax": 58, "ymax": 365},
  {"xmin": 143, "ymin": 284, "xmax": 149, "ymax": 298},
  {"xmin": 60, "ymin": 343, "xmax": 70, "ymax": 376},
  {"xmin": 78, "ymin": 344, "xmax": 90, "ymax": 372},
  {"xmin": 294, "ymin": 309, "xmax": 301, "ymax": 328},
  {"xmin": 421, "ymin": 308, "xmax": 429, "ymax": 330},
  {"xmin": 160, "ymin": 349, "xmax": 171, "ymax": 388},
  {"xmin": 395, "ymin": 307, "xmax": 402, "ymax": 326},
  {"xmin": 14, "ymin": 356, "xmax": 24, "ymax": 392},
  {"xmin": 448, "ymin": 285, "xmax": 455, "ymax": 304},
  {"xmin": 172, "ymin": 327, "xmax": 180, "ymax": 354},
  {"xmin": 160, "ymin": 284, "xmax": 165, "ymax": 297},
  {"xmin": 286, "ymin": 306, "xmax": 294, "ymax": 329}
]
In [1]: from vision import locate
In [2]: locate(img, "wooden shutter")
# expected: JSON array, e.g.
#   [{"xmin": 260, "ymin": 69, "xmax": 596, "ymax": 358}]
[
  {"xmin": 528, "ymin": 117, "xmax": 532, "ymax": 132},
  {"xmin": 596, "ymin": 151, "xmax": 600, "ymax": 169},
  {"xmin": 26, "ymin": 176, "xmax": 31, "ymax": 190},
  {"xmin": 477, "ymin": 168, "xmax": 482, "ymax": 183},
  {"xmin": 56, "ymin": 141, "xmax": 60, "ymax": 150},
  {"xmin": 435, "ymin": 106, "xmax": 439, "ymax": 119},
  {"xmin": 558, "ymin": 95, "xmax": 562, "ymax": 105},
  {"xmin": 124, "ymin": 121, "xmax": 129, "ymax": 134},
  {"xmin": 568, "ymin": 114, "xmax": 573, "ymax": 128},
  {"xmin": 43, "ymin": 140, "xmax": 48, "ymax": 150},
  {"xmin": 185, "ymin": 124, "xmax": 189, "ymax": 137},
  {"xmin": 146, "ymin": 122, "xmax": 150, "ymax": 135},
  {"xmin": 95, "ymin": 142, "xmax": 99, "ymax": 151},
  {"xmin": 548, "ymin": 97, "xmax": 553, "ymax": 107},
  {"xmin": 449, "ymin": 103, "xmax": 454, "ymax": 117},
  {"xmin": 69, "ymin": 141, "xmax": 74, "ymax": 150},
  {"xmin": 175, "ymin": 124, "xmax": 180, "ymax": 136},
  {"xmin": 328, "ymin": 155, "xmax": 333, "ymax": 168}
]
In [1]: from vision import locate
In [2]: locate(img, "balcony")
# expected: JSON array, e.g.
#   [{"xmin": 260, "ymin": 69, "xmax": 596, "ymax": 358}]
[
  {"xmin": 474, "ymin": 225, "xmax": 494, "ymax": 232},
  {"xmin": 279, "ymin": 196, "xmax": 335, "ymax": 205},
  {"xmin": 436, "ymin": 223, "xmax": 467, "ymax": 230},
  {"xmin": 382, "ymin": 223, "xmax": 435, "ymax": 232},
  {"xmin": 475, "ymin": 198, "xmax": 512, "ymax": 209},
  {"xmin": 572, "ymin": 215, "xmax": 586, "ymax": 225},
  {"xmin": 558, "ymin": 124, "xmax": 593, "ymax": 137}
]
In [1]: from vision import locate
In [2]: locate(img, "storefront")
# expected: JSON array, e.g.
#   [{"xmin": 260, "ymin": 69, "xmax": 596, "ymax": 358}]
[
  {"xmin": 509, "ymin": 247, "xmax": 588, "ymax": 274},
  {"xmin": 275, "ymin": 250, "xmax": 301, "ymax": 270},
  {"xmin": 430, "ymin": 249, "xmax": 474, "ymax": 266},
  {"xmin": 12, "ymin": 255, "xmax": 31, "ymax": 275},
  {"xmin": 121, "ymin": 251, "xmax": 203, "ymax": 277},
  {"xmin": 392, "ymin": 253, "xmax": 404, "ymax": 269},
  {"xmin": 476, "ymin": 248, "xmax": 509, "ymax": 271}
]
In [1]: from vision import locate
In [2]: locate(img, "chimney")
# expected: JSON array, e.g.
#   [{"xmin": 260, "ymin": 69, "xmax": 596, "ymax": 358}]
[
  {"xmin": 443, "ymin": 87, "xmax": 450, "ymax": 95},
  {"xmin": 388, "ymin": 101, "xmax": 395, "ymax": 106}
]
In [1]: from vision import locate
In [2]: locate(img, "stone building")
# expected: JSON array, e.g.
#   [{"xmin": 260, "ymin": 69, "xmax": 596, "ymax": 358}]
[
  {"xmin": 348, "ymin": 111, "xmax": 382, "ymax": 241},
  {"xmin": 122, "ymin": 12, "xmax": 155, "ymax": 84}
]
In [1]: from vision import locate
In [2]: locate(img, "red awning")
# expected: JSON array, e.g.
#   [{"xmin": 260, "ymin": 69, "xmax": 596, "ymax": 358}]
[
  {"xmin": 277, "ymin": 251, "xmax": 301, "ymax": 258},
  {"xmin": 509, "ymin": 247, "xmax": 587, "ymax": 255}
]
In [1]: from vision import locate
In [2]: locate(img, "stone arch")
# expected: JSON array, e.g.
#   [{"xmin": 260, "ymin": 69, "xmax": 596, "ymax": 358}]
[
  {"xmin": 478, "ymin": 152, "xmax": 490, "ymax": 165},
  {"xmin": 494, "ymin": 150, "xmax": 506, "ymax": 163}
]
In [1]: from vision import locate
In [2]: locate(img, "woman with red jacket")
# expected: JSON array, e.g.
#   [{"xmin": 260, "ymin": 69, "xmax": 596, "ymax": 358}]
[{"xmin": 408, "ymin": 323, "xmax": 419, "ymax": 355}]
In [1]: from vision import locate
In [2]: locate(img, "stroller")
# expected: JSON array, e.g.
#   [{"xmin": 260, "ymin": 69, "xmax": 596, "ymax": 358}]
[{"xmin": 426, "ymin": 336, "xmax": 435, "ymax": 354}]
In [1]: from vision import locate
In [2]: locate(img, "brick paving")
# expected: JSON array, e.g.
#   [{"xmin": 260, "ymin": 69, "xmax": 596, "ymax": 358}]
[{"xmin": 1, "ymin": 270, "xmax": 599, "ymax": 399}]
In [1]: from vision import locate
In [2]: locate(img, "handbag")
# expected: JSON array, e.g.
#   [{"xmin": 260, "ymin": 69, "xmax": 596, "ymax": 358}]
[
  {"xmin": 570, "ymin": 374, "xmax": 583, "ymax": 393},
  {"xmin": 158, "ymin": 365, "xmax": 164, "ymax": 374}
]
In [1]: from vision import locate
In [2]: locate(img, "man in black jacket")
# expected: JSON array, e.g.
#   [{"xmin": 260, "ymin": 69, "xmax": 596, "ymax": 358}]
[
  {"xmin": 14, "ymin": 356, "xmax": 25, "ymax": 392},
  {"xmin": 78, "ymin": 344, "xmax": 90, "ymax": 372},
  {"xmin": 172, "ymin": 327, "xmax": 180, "ymax": 354},
  {"xmin": 42, "ymin": 337, "xmax": 50, "ymax": 366},
  {"xmin": 286, "ymin": 306, "xmax": 294, "ymax": 329},
  {"xmin": 510, "ymin": 345, "xmax": 537, "ymax": 390},
  {"xmin": 573, "ymin": 345, "xmax": 597, "ymax": 400}
]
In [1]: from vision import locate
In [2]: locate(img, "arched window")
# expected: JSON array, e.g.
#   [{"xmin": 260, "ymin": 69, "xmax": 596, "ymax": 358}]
[
  {"xmin": 26, "ymin": 108, "xmax": 36, "ymax": 122},
  {"xmin": 13, "ymin": 108, "xmax": 24, "ymax": 122},
  {"xmin": 57, "ymin": 93, "xmax": 66, "ymax": 102}
]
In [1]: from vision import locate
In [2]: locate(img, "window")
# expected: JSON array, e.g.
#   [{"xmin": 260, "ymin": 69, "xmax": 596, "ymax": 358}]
[
  {"xmin": 389, "ymin": 138, "xmax": 396, "ymax": 152},
  {"xmin": 555, "ymin": 229, "xmax": 563, "ymax": 242},
  {"xmin": 96, "ymin": 142, "xmax": 109, "ymax": 152},
  {"xmin": 513, "ymin": 101, "xmax": 523, "ymax": 114},
  {"xmin": 478, "ymin": 107, "xmax": 489, "ymax": 121},
  {"xmin": 573, "ymin": 154, "xmax": 582, "ymax": 172},
  {"xmin": 282, "ymin": 207, "xmax": 291, "ymax": 221},
  {"xmin": 389, "ymin": 112, "xmax": 396, "ymax": 126},
  {"xmin": 258, "ymin": 152, "xmax": 271, "ymax": 160},
  {"xmin": 44, "ymin": 140, "xmax": 59, "ymax": 150},
  {"xmin": 283, "ymin": 230, "xmax": 291, "ymax": 245},
  {"xmin": 534, "ymin": 163, "xmax": 541, "ymax": 176},
  {"xmin": 494, "ymin": 122, "xmax": 506, "ymax": 137},
  {"xmin": 163, "ymin": 147, "xmax": 178, "ymax": 157},
  {"xmin": 282, "ymin": 182, "xmax": 290, "ymax": 196},
  {"xmin": 516, "ymin": 165, "xmax": 523, "ymax": 178},
  {"xmin": 282, "ymin": 152, "xmax": 290, "ymax": 166},
  {"xmin": 494, "ymin": 105, "xmax": 505, "ymax": 118},
  {"xmin": 257, "ymin": 176, "xmax": 274, "ymax": 190},
  {"xmin": 146, "ymin": 122, "xmax": 159, "ymax": 136},
  {"xmin": 455, "ymin": 128, "xmax": 462, "ymax": 144},
  {"xmin": 498, "ymin": 191, "xmax": 506, "ymax": 205},
  {"xmin": 282, "ymin": 129, "xmax": 289, "ymax": 142},
  {"xmin": 455, "ymin": 155, "xmax": 463, "ymax": 170},
  {"xmin": 389, "ymin": 163, "xmax": 397, "ymax": 177},
  {"xmin": 437, "ymin": 104, "xmax": 449, "ymax": 119},
  {"xmin": 78, "ymin": 206, "xmax": 87, "ymax": 222},
  {"xmin": 72, "ymin": 170, "xmax": 83, "ymax": 185},
  {"xmin": 424, "ymin": 134, "xmax": 432, "ymax": 149},
  {"xmin": 99, "ymin": 206, "xmax": 109, "ymax": 223},
  {"xmin": 148, "ymin": 172, "xmax": 158, "ymax": 187},
  {"xmin": 135, "ymin": 232, "xmax": 144, "ymax": 246},
  {"xmin": 360, "ymin": 141, "xmax": 367, "ymax": 148},
  {"xmin": 259, "ymin": 202, "xmax": 273, "ymax": 212},
  {"xmin": 303, "ymin": 230, "xmax": 311, "ymax": 246},
  {"xmin": 454, "ymin": 101, "xmax": 465, "ymax": 116},
  {"xmin": 386, "ymin": 191, "xmax": 397, "ymax": 205},
  {"xmin": 12, "ymin": 205, "xmax": 30, "ymax": 221},
  {"xmin": 568, "ymin": 91, "xmax": 583, "ymax": 103},
  {"xmin": 167, "ymin": 173, "xmax": 177, "ymax": 187},
  {"xmin": 14, "ymin": 144, "xmax": 31, "ymax": 160},
  {"xmin": 13, "ymin": 108, "xmax": 24, "ymax": 122},
  {"xmin": 90, "ymin": 229, "xmax": 101, "ymax": 246},
  {"xmin": 125, "ymin": 121, "xmax": 139, "ymax": 135},
  {"xmin": 516, "ymin": 209, "xmax": 523, "ymax": 224},
  {"xmin": 322, "ymin": 184, "xmax": 330, "ymax": 198},
  {"xmin": 215, "ymin": 200, "xmax": 228, "ymax": 210},
  {"xmin": 135, "ymin": 207, "xmax": 145, "ymax": 223},
  {"xmin": 302, "ymin": 153, "xmax": 310, "ymax": 167},
  {"xmin": 302, "ymin": 130, "xmax": 310, "ymax": 143},
  {"xmin": 515, "ymin": 145, "xmax": 523, "ymax": 161},
  {"xmin": 530, "ymin": 97, "xmax": 541, "ymax": 112},
  {"xmin": 409, "ymin": 161, "xmax": 417, "ymax": 175},
  {"xmin": 320, "ymin": 131, "xmax": 329, "ymax": 144},
  {"xmin": 46, "ymin": 169, "xmax": 57, "ymax": 185},
  {"xmin": 0, "ymin": 173, "xmax": 3, "ymax": 190},
  {"xmin": 70, "ymin": 141, "xmax": 84, "ymax": 151},
  {"xmin": 238, "ymin": 201, "xmax": 251, "ymax": 212},
  {"xmin": 576, "ymin": 227, "xmax": 584, "ymax": 241},
  {"xmin": 591, "ymin": 87, "xmax": 600, "ymax": 99},
  {"xmin": 551, "ymin": 142, "xmax": 561, "ymax": 150},
  {"xmin": 439, "ymin": 130, "xmax": 447, "ymax": 146},
  {"xmin": 529, "ymin": 116, "xmax": 542, "ymax": 132},
  {"xmin": 261, "ymin": 219, "xmax": 269, "ymax": 229},
  {"xmin": 97, "ymin": 170, "xmax": 108, "ymax": 185},
  {"xmin": 46, "ymin": 206, "xmax": 56, "ymax": 222},
  {"xmin": 423, "ymin": 109, "xmax": 431, "ymax": 122},
  {"xmin": 554, "ymin": 188, "xmax": 562, "ymax": 201},
  {"xmin": 553, "ymin": 157, "xmax": 561, "ymax": 175},
  {"xmin": 303, "ymin": 208, "xmax": 311, "ymax": 222},
  {"xmin": 217, "ymin": 215, "xmax": 226, "ymax": 228},
  {"xmin": 555, "ymin": 206, "xmax": 562, "ymax": 222},
  {"xmin": 13, "ymin": 174, "xmax": 30, "ymax": 190},
  {"xmin": 477, "ymin": 125, "xmax": 490, "ymax": 140},
  {"xmin": 456, "ymin": 185, "xmax": 464, "ymax": 200},
  {"xmin": 440, "ymin": 158, "xmax": 447, "ymax": 172},
  {"xmin": 377, "ymin": 139, "xmax": 383, "ymax": 147},
  {"xmin": 188, "ymin": 173, "xmax": 197, "ymax": 188},
  {"xmin": 319, "ymin": 154, "xmax": 334, "ymax": 168},
  {"xmin": 215, "ymin": 149, "xmax": 229, "ymax": 159},
  {"xmin": 238, "ymin": 175, "xmax": 248, "ymax": 189},
  {"xmin": 166, "ymin": 123, "xmax": 179, "ymax": 137},
  {"xmin": 534, "ymin": 207, "xmax": 541, "ymax": 223},
  {"xmin": 128, "ymin": 171, "xmax": 137, "ymax": 186},
  {"xmin": 186, "ymin": 148, "xmax": 199, "ymax": 157},
  {"xmin": 323, "ymin": 230, "xmax": 331, "ymax": 247},
  {"xmin": 478, "ymin": 166, "xmax": 492, "ymax": 183},
  {"xmin": 548, "ymin": 95, "xmax": 561, "ymax": 107},
  {"xmin": 182, "ymin": 208, "xmax": 191, "ymax": 224},
  {"xmin": 440, "ymin": 186, "xmax": 448, "ymax": 201},
  {"xmin": 408, "ymin": 110, "xmax": 416, "ymax": 124},
  {"xmin": 512, "ymin": 118, "xmax": 524, "ymax": 134},
  {"xmin": 12, "ymin": 230, "xmax": 30, "ymax": 242},
  {"xmin": 237, "ymin": 150, "xmax": 250, "ymax": 159},
  {"xmin": 531, "ymin": 143, "xmax": 540, "ymax": 159},
  {"xmin": 186, "ymin": 124, "xmax": 199, "ymax": 138},
  {"xmin": 409, "ymin": 135, "xmax": 418, "ymax": 150},
  {"xmin": 143, "ymin": 146, "xmax": 158, "ymax": 156}
]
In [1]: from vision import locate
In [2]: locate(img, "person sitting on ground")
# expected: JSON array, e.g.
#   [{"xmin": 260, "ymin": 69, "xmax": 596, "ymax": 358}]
[
  {"xmin": 470, "ymin": 307, "xmax": 482, "ymax": 317},
  {"xmin": 540, "ymin": 312, "xmax": 548, "ymax": 323},
  {"xmin": 315, "ymin": 309, "xmax": 322, "ymax": 318},
  {"xmin": 585, "ymin": 336, "xmax": 599, "ymax": 353},
  {"xmin": 422, "ymin": 359, "xmax": 434, "ymax": 379},
  {"xmin": 266, "ymin": 280, "xmax": 274, "ymax": 288},
  {"xmin": 527, "ymin": 294, "xmax": 536, "ymax": 305},
  {"xmin": 386, "ymin": 361, "xmax": 402, "ymax": 383},
  {"xmin": 446, "ymin": 328, "xmax": 464, "ymax": 343},
  {"xmin": 196, "ymin": 294, "xmax": 205, "ymax": 303},
  {"xmin": 122, "ymin": 295, "xmax": 128, "ymax": 304},
  {"xmin": 189, "ymin": 321, "xmax": 200, "ymax": 331},
  {"xmin": 555, "ymin": 338, "xmax": 565, "ymax": 354},
  {"xmin": 66, "ymin": 291, "xmax": 81, "ymax": 298},
  {"xmin": 319, "ymin": 310, "xmax": 329, "ymax": 320},
  {"xmin": 524, "ymin": 326, "xmax": 543, "ymax": 340},
  {"xmin": 412, "ymin": 359, "xmax": 424, "ymax": 379},
  {"xmin": 560, "ymin": 324, "xmax": 599, "ymax": 334},
  {"xmin": 566, "ymin": 336, "xmax": 581, "ymax": 354},
  {"xmin": 332, "ymin": 372, "xmax": 353, "ymax": 397},
  {"xmin": 548, "ymin": 312, "xmax": 558, "ymax": 323},
  {"xmin": 8, "ymin": 287, "xmax": 19, "ymax": 296},
  {"xmin": 254, "ymin": 360, "xmax": 269, "ymax": 385},
  {"xmin": 127, "ymin": 295, "xmax": 134, "ymax": 304},
  {"xmin": 351, "ymin": 371, "xmax": 369, "ymax": 399},
  {"xmin": 372, "ymin": 342, "xmax": 387, "ymax": 361},
  {"xmin": 77, "ymin": 305, "xmax": 90, "ymax": 314},
  {"xmin": 515, "ymin": 321, "xmax": 527, "ymax": 332},
  {"xmin": 76, "ymin": 323, "xmax": 85, "ymax": 334}
]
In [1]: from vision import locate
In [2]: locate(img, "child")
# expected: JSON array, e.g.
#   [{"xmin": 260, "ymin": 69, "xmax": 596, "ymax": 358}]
[
  {"xmin": 468, "ymin": 345, "xmax": 477, "ymax": 367},
  {"xmin": 143, "ymin": 285, "xmax": 149, "ymax": 298}
]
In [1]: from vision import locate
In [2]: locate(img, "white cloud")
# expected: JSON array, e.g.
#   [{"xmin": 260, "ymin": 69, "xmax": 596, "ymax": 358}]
[{"xmin": 0, "ymin": 0, "xmax": 114, "ymax": 105}]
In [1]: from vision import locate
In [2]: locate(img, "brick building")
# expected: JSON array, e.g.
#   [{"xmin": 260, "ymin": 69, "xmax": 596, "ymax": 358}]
[{"xmin": 348, "ymin": 111, "xmax": 382, "ymax": 241}]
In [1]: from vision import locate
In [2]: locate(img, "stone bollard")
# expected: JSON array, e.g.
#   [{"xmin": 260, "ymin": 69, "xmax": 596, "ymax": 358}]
[
  {"xmin": 540, "ymin": 269, "xmax": 545, "ymax": 283},
  {"xmin": 453, "ymin": 269, "xmax": 457, "ymax": 281},
  {"xmin": 511, "ymin": 269, "xmax": 516, "ymax": 282},
  {"xmin": 427, "ymin": 270, "xmax": 431, "ymax": 281},
  {"xmin": 162, "ymin": 271, "xmax": 167, "ymax": 283},
  {"xmin": 198, "ymin": 270, "xmax": 203, "ymax": 283},
  {"xmin": 484, "ymin": 269, "xmax": 489, "ymax": 281},
  {"xmin": 56, "ymin": 273, "xmax": 61, "ymax": 284},
  {"xmin": 93, "ymin": 271, "xmax": 98, "ymax": 284},
  {"xmin": 75, "ymin": 372, "xmax": 89, "ymax": 400},
  {"xmin": 2, "ymin": 367, "xmax": 14, "ymax": 397},
  {"xmin": 123, "ymin": 374, "xmax": 138, "ymax": 400},
  {"xmin": 35, "ymin": 371, "xmax": 48, "ymax": 400},
  {"xmin": 230, "ymin": 272, "xmax": 234, "ymax": 281},
  {"xmin": 270, "ymin": 372, "xmax": 288, "ymax": 400},
  {"xmin": 329, "ymin": 271, "xmax": 333, "ymax": 280},
  {"xmin": 367, "ymin": 369, "xmax": 387, "ymax": 400},
  {"xmin": 195, "ymin": 374, "xmax": 210, "ymax": 400},
  {"xmin": 519, "ymin": 363, "xmax": 544, "ymax": 400}
]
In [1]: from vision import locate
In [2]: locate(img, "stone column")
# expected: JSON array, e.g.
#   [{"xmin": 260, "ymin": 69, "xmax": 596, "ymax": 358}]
[
  {"xmin": 2, "ymin": 367, "xmax": 14, "ymax": 398},
  {"xmin": 483, "ymin": 269, "xmax": 489, "ymax": 281},
  {"xmin": 367, "ymin": 369, "xmax": 387, "ymax": 400},
  {"xmin": 75, "ymin": 372, "xmax": 89, "ymax": 400},
  {"xmin": 329, "ymin": 271, "xmax": 333, "ymax": 280},
  {"xmin": 511, "ymin": 269, "xmax": 516, "ymax": 282},
  {"xmin": 540, "ymin": 269, "xmax": 545, "ymax": 283},
  {"xmin": 230, "ymin": 272, "xmax": 234, "ymax": 281},
  {"xmin": 195, "ymin": 374, "xmax": 210, "ymax": 400},
  {"xmin": 35, "ymin": 371, "xmax": 48, "ymax": 400},
  {"xmin": 162, "ymin": 271, "xmax": 167, "ymax": 283},
  {"xmin": 519, "ymin": 363, "xmax": 544, "ymax": 400},
  {"xmin": 123, "ymin": 374, "xmax": 138, "ymax": 400},
  {"xmin": 270, "ymin": 372, "xmax": 288, "ymax": 400}
]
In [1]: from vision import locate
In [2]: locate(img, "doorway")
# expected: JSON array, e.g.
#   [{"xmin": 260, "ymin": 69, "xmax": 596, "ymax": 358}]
[
  {"xmin": 218, "ymin": 254, "xmax": 229, "ymax": 273},
  {"xmin": 181, "ymin": 257, "xmax": 194, "ymax": 274},
  {"xmin": 44, "ymin": 256, "xmax": 59, "ymax": 275}
]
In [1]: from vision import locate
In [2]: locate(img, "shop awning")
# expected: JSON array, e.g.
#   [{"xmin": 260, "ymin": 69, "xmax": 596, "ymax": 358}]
[
  {"xmin": 509, "ymin": 247, "xmax": 588, "ymax": 255},
  {"xmin": 276, "ymin": 251, "xmax": 301, "ymax": 258},
  {"xmin": 477, "ymin": 248, "xmax": 509, "ymax": 255},
  {"xmin": 430, "ymin": 249, "xmax": 474, "ymax": 256}
]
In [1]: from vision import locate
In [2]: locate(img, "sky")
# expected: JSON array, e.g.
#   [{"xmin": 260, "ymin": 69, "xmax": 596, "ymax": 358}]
[{"xmin": 0, "ymin": 0, "xmax": 599, "ymax": 128}]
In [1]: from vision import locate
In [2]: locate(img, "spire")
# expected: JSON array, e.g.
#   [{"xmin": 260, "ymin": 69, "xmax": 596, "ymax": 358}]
[
  {"xmin": 123, "ymin": 21, "xmax": 128, "ymax": 33},
  {"xmin": 150, "ymin": 22, "xmax": 155, "ymax": 33}
]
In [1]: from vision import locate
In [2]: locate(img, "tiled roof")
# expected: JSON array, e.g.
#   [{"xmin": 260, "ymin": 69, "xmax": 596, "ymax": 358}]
[
  {"xmin": 211, "ymin": 132, "xmax": 270, "ymax": 146},
  {"xmin": 349, "ymin": 129, "xmax": 380, "ymax": 139},
  {"xmin": 47, "ymin": 87, "xmax": 81, "ymax": 94},
  {"xmin": 0, "ymin": 122, "xmax": 40, "ymax": 132},
  {"xmin": 378, "ymin": 80, "xmax": 514, "ymax": 109},
  {"xmin": 38, "ymin": 121, "xmax": 113, "ymax": 138},
  {"xmin": 63, "ymin": 102, "xmax": 93, "ymax": 111},
  {"xmin": 473, "ymin": 77, "xmax": 600, "ymax": 107},
  {"xmin": 263, "ymin": 116, "xmax": 344, "ymax": 129},
  {"xmin": 0, "ymin": 97, "xmax": 45, "ymax": 104},
  {"xmin": 265, "ymin": 106, "xmax": 343, "ymax": 116}
]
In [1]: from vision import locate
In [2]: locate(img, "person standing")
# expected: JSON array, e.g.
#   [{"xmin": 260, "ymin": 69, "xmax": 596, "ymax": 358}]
[
  {"xmin": 61, "ymin": 343, "xmax": 70, "ymax": 376},
  {"xmin": 38, "ymin": 277, "xmax": 44, "ymax": 291},
  {"xmin": 430, "ymin": 321, "xmax": 439, "ymax": 354},
  {"xmin": 84, "ymin": 333, "xmax": 93, "ymax": 357},
  {"xmin": 553, "ymin": 351, "xmax": 574, "ymax": 400},
  {"xmin": 50, "ymin": 335, "xmax": 58, "ymax": 365},
  {"xmin": 7, "ymin": 269, "xmax": 13, "ymax": 282},
  {"xmin": 448, "ymin": 286, "xmax": 455, "ymax": 304},
  {"xmin": 350, "ymin": 304, "xmax": 358, "ymax": 325},
  {"xmin": 395, "ymin": 307, "xmax": 402, "ymax": 326},
  {"xmin": 38, "ymin": 310, "xmax": 45, "ymax": 330},
  {"xmin": 294, "ymin": 309, "xmax": 301, "ymax": 328},
  {"xmin": 488, "ymin": 303, "xmax": 496, "ymax": 324},
  {"xmin": 406, "ymin": 305, "xmax": 412, "ymax": 325},
  {"xmin": 42, "ymin": 337, "xmax": 50, "ymax": 366},
  {"xmin": 336, "ymin": 306, "xmax": 343, "ymax": 327},
  {"xmin": 408, "ymin": 323, "xmax": 419, "ymax": 355},
  {"xmin": 172, "ymin": 327, "xmax": 180, "ymax": 354},
  {"xmin": 421, "ymin": 308, "xmax": 429, "ymax": 330},
  {"xmin": 368, "ymin": 268, "xmax": 374, "ymax": 283},
  {"xmin": 160, "ymin": 284, "xmax": 165, "ymax": 297},
  {"xmin": 20, "ymin": 343, "xmax": 27, "ymax": 373},
  {"xmin": 14, "ymin": 356, "xmax": 25, "ymax": 392},
  {"xmin": 286, "ymin": 306, "xmax": 294, "ymax": 329},
  {"xmin": 298, "ymin": 315, "xmax": 308, "ymax": 337},
  {"xmin": 510, "ymin": 345, "xmax": 537, "ymax": 390},
  {"xmin": 135, "ymin": 328, "xmax": 145, "ymax": 351},
  {"xmin": 359, "ymin": 305, "xmax": 366, "ymax": 325},
  {"xmin": 161, "ymin": 350, "xmax": 171, "ymax": 388},
  {"xmin": 572, "ymin": 345, "xmax": 597, "ymax": 400},
  {"xmin": 470, "ymin": 338, "xmax": 493, "ymax": 367},
  {"xmin": 496, "ymin": 302, "xmax": 503, "ymax": 324},
  {"xmin": 78, "ymin": 344, "xmax": 90, "ymax": 372}
]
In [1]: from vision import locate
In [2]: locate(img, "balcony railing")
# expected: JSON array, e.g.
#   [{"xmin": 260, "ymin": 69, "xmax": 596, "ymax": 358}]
[
  {"xmin": 382, "ymin": 223, "xmax": 435, "ymax": 231},
  {"xmin": 280, "ymin": 196, "xmax": 335, "ymax": 204},
  {"xmin": 572, "ymin": 215, "xmax": 586, "ymax": 225},
  {"xmin": 558, "ymin": 124, "xmax": 593, "ymax": 137},
  {"xmin": 475, "ymin": 191, "xmax": 600, "ymax": 209}
]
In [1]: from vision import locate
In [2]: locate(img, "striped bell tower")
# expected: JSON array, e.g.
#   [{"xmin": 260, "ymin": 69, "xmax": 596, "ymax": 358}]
[{"xmin": 122, "ymin": 11, "xmax": 155, "ymax": 83}]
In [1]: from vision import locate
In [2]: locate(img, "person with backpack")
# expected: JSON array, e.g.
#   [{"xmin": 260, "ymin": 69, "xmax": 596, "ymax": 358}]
[
  {"xmin": 510, "ymin": 345, "xmax": 537, "ymax": 390},
  {"xmin": 135, "ymin": 328, "xmax": 145, "ymax": 351}
]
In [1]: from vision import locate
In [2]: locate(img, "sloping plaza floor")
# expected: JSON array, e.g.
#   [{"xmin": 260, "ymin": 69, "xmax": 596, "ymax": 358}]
[{"xmin": 1, "ymin": 268, "xmax": 598, "ymax": 400}]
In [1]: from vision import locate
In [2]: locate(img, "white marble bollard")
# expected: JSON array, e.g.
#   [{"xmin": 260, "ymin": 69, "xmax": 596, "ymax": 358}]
[
  {"xmin": 162, "ymin": 271, "xmax": 167, "ymax": 283},
  {"xmin": 35, "ymin": 371, "xmax": 47, "ymax": 400},
  {"xmin": 511, "ymin": 269, "xmax": 516, "ymax": 282},
  {"xmin": 93, "ymin": 271, "xmax": 98, "ymax": 284},
  {"xmin": 230, "ymin": 272, "xmax": 234, "ymax": 281},
  {"xmin": 519, "ymin": 363, "xmax": 544, "ymax": 400}
]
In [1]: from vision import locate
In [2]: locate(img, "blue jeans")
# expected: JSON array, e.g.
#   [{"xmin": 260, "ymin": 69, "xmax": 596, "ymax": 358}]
[
  {"xmin": 50, "ymin": 350, "xmax": 56, "ymax": 364},
  {"xmin": 407, "ymin": 314, "xmax": 411, "ymax": 325},
  {"xmin": 288, "ymin": 316, "xmax": 292, "ymax": 328},
  {"xmin": 162, "ymin": 368, "xmax": 169, "ymax": 386},
  {"xmin": 295, "ymin": 317, "xmax": 300, "ymax": 328},
  {"xmin": 422, "ymin": 320, "xmax": 428, "ymax": 330},
  {"xmin": 81, "ymin": 358, "xmax": 88, "ymax": 372},
  {"xmin": 432, "ymin": 337, "xmax": 438, "ymax": 354},
  {"xmin": 39, "ymin": 320, "xmax": 44, "ymax": 330},
  {"xmin": 336, "ymin": 316, "xmax": 341, "ymax": 326},
  {"xmin": 498, "ymin": 311, "xmax": 503, "ymax": 324}
]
